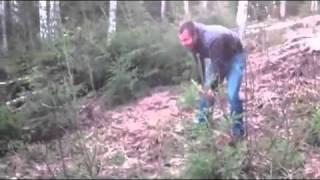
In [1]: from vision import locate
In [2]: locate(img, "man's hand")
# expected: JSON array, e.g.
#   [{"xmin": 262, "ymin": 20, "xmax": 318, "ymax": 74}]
[
  {"xmin": 191, "ymin": 79, "xmax": 214, "ymax": 99},
  {"xmin": 203, "ymin": 87, "xmax": 215, "ymax": 100}
]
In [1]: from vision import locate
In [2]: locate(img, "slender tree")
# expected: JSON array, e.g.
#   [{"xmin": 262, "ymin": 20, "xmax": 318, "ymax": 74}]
[
  {"xmin": 183, "ymin": 1, "xmax": 190, "ymax": 19},
  {"xmin": 108, "ymin": 0, "xmax": 117, "ymax": 45},
  {"xmin": 39, "ymin": 0, "xmax": 48, "ymax": 40},
  {"xmin": 201, "ymin": 1, "xmax": 208, "ymax": 11},
  {"xmin": 161, "ymin": 0, "xmax": 166, "ymax": 21},
  {"xmin": 0, "ymin": 0, "xmax": 8, "ymax": 54},
  {"xmin": 280, "ymin": 1, "xmax": 286, "ymax": 20},
  {"xmin": 311, "ymin": 1, "xmax": 319, "ymax": 13},
  {"xmin": 236, "ymin": 0, "xmax": 248, "ymax": 45}
]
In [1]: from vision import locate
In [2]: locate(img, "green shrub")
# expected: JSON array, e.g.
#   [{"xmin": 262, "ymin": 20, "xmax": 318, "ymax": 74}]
[
  {"xmin": 267, "ymin": 138, "xmax": 305, "ymax": 178},
  {"xmin": 0, "ymin": 105, "xmax": 22, "ymax": 140},
  {"xmin": 1, "ymin": 12, "xmax": 194, "ymax": 144},
  {"xmin": 306, "ymin": 106, "xmax": 320, "ymax": 147},
  {"xmin": 177, "ymin": 82, "xmax": 198, "ymax": 111},
  {"xmin": 0, "ymin": 105, "xmax": 23, "ymax": 155},
  {"xmin": 183, "ymin": 121, "xmax": 247, "ymax": 179},
  {"xmin": 103, "ymin": 22, "xmax": 192, "ymax": 106}
]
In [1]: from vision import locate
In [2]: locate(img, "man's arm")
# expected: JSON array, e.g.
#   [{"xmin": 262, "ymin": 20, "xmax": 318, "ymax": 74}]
[
  {"xmin": 205, "ymin": 39, "xmax": 226, "ymax": 91},
  {"xmin": 192, "ymin": 53, "xmax": 205, "ymax": 85}
]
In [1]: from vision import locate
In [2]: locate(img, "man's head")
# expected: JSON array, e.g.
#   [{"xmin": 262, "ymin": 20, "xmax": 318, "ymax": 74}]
[{"xmin": 178, "ymin": 21, "xmax": 198, "ymax": 50}]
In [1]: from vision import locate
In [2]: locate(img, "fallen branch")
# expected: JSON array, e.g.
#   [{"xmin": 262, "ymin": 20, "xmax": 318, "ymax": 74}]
[
  {"xmin": 0, "ymin": 76, "xmax": 32, "ymax": 86},
  {"xmin": 6, "ymin": 89, "xmax": 44, "ymax": 106}
]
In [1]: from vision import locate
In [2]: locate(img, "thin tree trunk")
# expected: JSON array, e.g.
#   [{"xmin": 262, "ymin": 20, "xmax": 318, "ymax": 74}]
[
  {"xmin": 108, "ymin": 0, "xmax": 117, "ymax": 45},
  {"xmin": 46, "ymin": 1, "xmax": 50, "ymax": 40},
  {"xmin": 31, "ymin": 1, "xmax": 41, "ymax": 49},
  {"xmin": 161, "ymin": 0, "xmax": 166, "ymax": 21},
  {"xmin": 201, "ymin": 1, "xmax": 208, "ymax": 11},
  {"xmin": 28, "ymin": 22, "xmax": 35, "ymax": 49},
  {"xmin": 50, "ymin": 1, "xmax": 61, "ymax": 40},
  {"xmin": 311, "ymin": 1, "xmax": 319, "ymax": 12},
  {"xmin": 236, "ymin": 0, "xmax": 248, "ymax": 45},
  {"xmin": 280, "ymin": 1, "xmax": 286, "ymax": 20},
  {"xmin": 4, "ymin": 1, "xmax": 11, "ymax": 52},
  {"xmin": 311, "ymin": 1, "xmax": 315, "ymax": 12},
  {"xmin": 1, "ymin": 1, "xmax": 8, "ymax": 54},
  {"xmin": 183, "ymin": 1, "xmax": 190, "ymax": 19},
  {"xmin": 271, "ymin": 1, "xmax": 278, "ymax": 18},
  {"xmin": 11, "ymin": 0, "xmax": 18, "ymax": 23},
  {"xmin": 39, "ymin": 0, "xmax": 48, "ymax": 40}
]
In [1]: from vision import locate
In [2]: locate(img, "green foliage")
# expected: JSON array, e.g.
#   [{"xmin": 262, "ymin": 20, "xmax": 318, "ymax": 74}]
[
  {"xmin": 105, "ymin": 58, "xmax": 139, "ymax": 106},
  {"xmin": 306, "ymin": 107, "xmax": 320, "ymax": 147},
  {"xmin": 19, "ymin": 83, "xmax": 75, "ymax": 142},
  {"xmin": 297, "ymin": 1, "xmax": 314, "ymax": 18},
  {"xmin": 103, "ymin": 22, "xmax": 192, "ymax": 106},
  {"xmin": 183, "ymin": 121, "xmax": 247, "ymax": 179},
  {"xmin": 177, "ymin": 82, "xmax": 198, "ymax": 111},
  {"xmin": 0, "ymin": 105, "xmax": 23, "ymax": 156},
  {"xmin": 0, "ymin": 105, "xmax": 22, "ymax": 140},
  {"xmin": 196, "ymin": 1, "xmax": 237, "ymax": 28},
  {"xmin": 267, "ymin": 138, "xmax": 305, "ymax": 178},
  {"xmin": 109, "ymin": 151, "xmax": 126, "ymax": 166}
]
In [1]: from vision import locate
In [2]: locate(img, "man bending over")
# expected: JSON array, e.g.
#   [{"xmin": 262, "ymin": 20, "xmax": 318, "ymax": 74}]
[{"xmin": 178, "ymin": 21, "xmax": 246, "ymax": 139}]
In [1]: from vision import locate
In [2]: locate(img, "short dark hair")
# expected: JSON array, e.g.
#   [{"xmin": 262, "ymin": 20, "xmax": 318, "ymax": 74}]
[{"xmin": 179, "ymin": 21, "xmax": 196, "ymax": 35}]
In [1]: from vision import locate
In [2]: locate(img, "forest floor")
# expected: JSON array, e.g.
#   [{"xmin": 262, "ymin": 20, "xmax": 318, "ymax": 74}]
[{"xmin": 1, "ymin": 16, "xmax": 320, "ymax": 179}]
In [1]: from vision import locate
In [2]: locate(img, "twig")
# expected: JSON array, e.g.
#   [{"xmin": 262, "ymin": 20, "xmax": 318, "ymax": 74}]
[
  {"xmin": 5, "ymin": 89, "xmax": 43, "ymax": 106},
  {"xmin": 58, "ymin": 138, "xmax": 68, "ymax": 178},
  {"xmin": 0, "ymin": 76, "xmax": 31, "ymax": 86},
  {"xmin": 156, "ymin": 118, "xmax": 163, "ymax": 178},
  {"xmin": 45, "ymin": 142, "xmax": 56, "ymax": 179}
]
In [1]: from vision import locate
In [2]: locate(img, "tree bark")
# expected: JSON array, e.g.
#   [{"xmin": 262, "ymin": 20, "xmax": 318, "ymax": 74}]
[
  {"xmin": 108, "ymin": 0, "xmax": 117, "ymax": 45},
  {"xmin": 46, "ymin": 1, "xmax": 50, "ymax": 39},
  {"xmin": 280, "ymin": 1, "xmax": 286, "ymax": 20},
  {"xmin": 201, "ymin": 1, "xmax": 208, "ymax": 11},
  {"xmin": 236, "ymin": 0, "xmax": 248, "ymax": 45},
  {"xmin": 0, "ymin": 0, "xmax": 8, "ymax": 54},
  {"xmin": 50, "ymin": 1, "xmax": 61, "ymax": 40},
  {"xmin": 39, "ymin": 0, "xmax": 48, "ymax": 40},
  {"xmin": 183, "ymin": 1, "xmax": 190, "ymax": 19},
  {"xmin": 4, "ymin": 1, "xmax": 11, "ymax": 52},
  {"xmin": 311, "ymin": 1, "xmax": 319, "ymax": 12},
  {"xmin": 161, "ymin": 0, "xmax": 166, "ymax": 21}
]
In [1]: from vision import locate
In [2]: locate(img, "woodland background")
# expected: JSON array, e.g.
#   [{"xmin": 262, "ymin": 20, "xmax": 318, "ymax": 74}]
[{"xmin": 0, "ymin": 1, "xmax": 320, "ymax": 179}]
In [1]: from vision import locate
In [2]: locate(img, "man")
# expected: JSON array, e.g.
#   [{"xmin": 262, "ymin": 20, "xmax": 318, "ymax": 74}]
[{"xmin": 178, "ymin": 21, "xmax": 246, "ymax": 139}]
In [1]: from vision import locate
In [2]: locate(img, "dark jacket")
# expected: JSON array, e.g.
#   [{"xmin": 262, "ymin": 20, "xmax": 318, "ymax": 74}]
[{"xmin": 191, "ymin": 22, "xmax": 244, "ymax": 86}]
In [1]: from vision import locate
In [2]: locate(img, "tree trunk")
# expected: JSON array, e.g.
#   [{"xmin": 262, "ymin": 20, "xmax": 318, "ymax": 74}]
[
  {"xmin": 236, "ymin": 0, "xmax": 248, "ymax": 45},
  {"xmin": 311, "ymin": 1, "xmax": 319, "ymax": 12},
  {"xmin": 39, "ymin": 0, "xmax": 48, "ymax": 40},
  {"xmin": 183, "ymin": 1, "xmax": 190, "ymax": 19},
  {"xmin": 50, "ymin": 1, "xmax": 61, "ymax": 41},
  {"xmin": 19, "ymin": 1, "xmax": 40, "ymax": 50},
  {"xmin": 46, "ymin": 1, "xmax": 50, "ymax": 39},
  {"xmin": 0, "ymin": 0, "xmax": 8, "ymax": 54},
  {"xmin": 108, "ymin": 0, "xmax": 117, "ymax": 45},
  {"xmin": 280, "ymin": 1, "xmax": 286, "ymax": 20},
  {"xmin": 201, "ymin": 1, "xmax": 208, "ymax": 11},
  {"xmin": 161, "ymin": 0, "xmax": 166, "ymax": 21},
  {"xmin": 271, "ymin": 1, "xmax": 279, "ymax": 18},
  {"xmin": 4, "ymin": 1, "xmax": 12, "ymax": 52},
  {"xmin": 32, "ymin": 1, "xmax": 41, "ymax": 49},
  {"xmin": 11, "ymin": 0, "xmax": 18, "ymax": 23}
]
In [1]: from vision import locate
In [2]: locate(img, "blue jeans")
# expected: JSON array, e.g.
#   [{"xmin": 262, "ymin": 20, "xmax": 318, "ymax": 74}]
[{"xmin": 197, "ymin": 52, "xmax": 245, "ymax": 135}]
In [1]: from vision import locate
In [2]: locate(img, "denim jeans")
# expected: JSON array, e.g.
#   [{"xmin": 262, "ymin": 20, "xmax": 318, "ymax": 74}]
[{"xmin": 197, "ymin": 52, "xmax": 245, "ymax": 129}]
